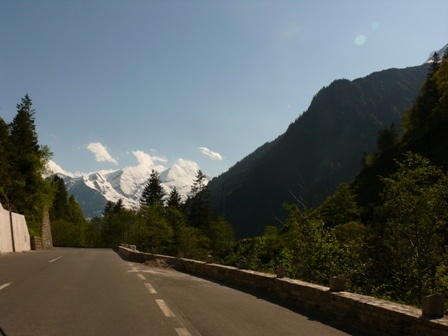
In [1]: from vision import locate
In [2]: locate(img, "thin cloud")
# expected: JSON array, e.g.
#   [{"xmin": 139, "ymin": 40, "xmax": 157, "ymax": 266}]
[
  {"xmin": 132, "ymin": 150, "xmax": 167, "ymax": 172},
  {"xmin": 87, "ymin": 142, "xmax": 118, "ymax": 165},
  {"xmin": 198, "ymin": 147, "xmax": 224, "ymax": 161}
]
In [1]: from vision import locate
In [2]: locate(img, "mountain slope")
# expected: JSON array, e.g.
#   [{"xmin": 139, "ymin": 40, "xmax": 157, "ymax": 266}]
[{"xmin": 208, "ymin": 64, "xmax": 428, "ymax": 239}]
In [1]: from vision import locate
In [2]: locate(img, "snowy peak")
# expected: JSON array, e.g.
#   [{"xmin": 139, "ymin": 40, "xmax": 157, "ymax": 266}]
[
  {"xmin": 47, "ymin": 159, "xmax": 207, "ymax": 218},
  {"xmin": 426, "ymin": 43, "xmax": 448, "ymax": 62}
]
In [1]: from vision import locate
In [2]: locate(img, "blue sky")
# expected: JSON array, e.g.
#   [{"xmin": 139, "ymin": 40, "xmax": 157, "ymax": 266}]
[{"xmin": 1, "ymin": 0, "xmax": 447, "ymax": 178}]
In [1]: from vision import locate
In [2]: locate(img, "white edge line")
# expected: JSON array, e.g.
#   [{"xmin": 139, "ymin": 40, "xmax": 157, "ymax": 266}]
[
  {"xmin": 49, "ymin": 256, "xmax": 63, "ymax": 263},
  {"xmin": 137, "ymin": 274, "xmax": 146, "ymax": 280},
  {"xmin": 0, "ymin": 282, "xmax": 12, "ymax": 291}
]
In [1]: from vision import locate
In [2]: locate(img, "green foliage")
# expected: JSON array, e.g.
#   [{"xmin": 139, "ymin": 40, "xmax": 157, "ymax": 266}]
[
  {"xmin": 281, "ymin": 204, "xmax": 338, "ymax": 285},
  {"xmin": 374, "ymin": 152, "xmax": 448, "ymax": 305},
  {"xmin": 1, "ymin": 95, "xmax": 55, "ymax": 236},
  {"xmin": 138, "ymin": 203, "xmax": 173, "ymax": 254},
  {"xmin": 333, "ymin": 221, "xmax": 369, "ymax": 291},
  {"xmin": 101, "ymin": 204, "xmax": 136, "ymax": 248},
  {"xmin": 140, "ymin": 170, "xmax": 166, "ymax": 206},
  {"xmin": 402, "ymin": 55, "xmax": 445, "ymax": 138},
  {"xmin": 185, "ymin": 170, "xmax": 213, "ymax": 228},
  {"xmin": 377, "ymin": 123, "xmax": 398, "ymax": 153},
  {"xmin": 167, "ymin": 186, "xmax": 182, "ymax": 208},
  {"xmin": 49, "ymin": 175, "xmax": 99, "ymax": 247},
  {"xmin": 318, "ymin": 182, "xmax": 360, "ymax": 227}
]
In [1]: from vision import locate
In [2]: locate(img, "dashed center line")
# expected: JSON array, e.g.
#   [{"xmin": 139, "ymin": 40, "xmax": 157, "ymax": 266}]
[
  {"xmin": 0, "ymin": 283, "xmax": 12, "ymax": 291},
  {"xmin": 175, "ymin": 328, "xmax": 192, "ymax": 336},
  {"xmin": 145, "ymin": 282, "xmax": 157, "ymax": 294},
  {"xmin": 155, "ymin": 299, "xmax": 175, "ymax": 317},
  {"xmin": 49, "ymin": 256, "xmax": 63, "ymax": 263},
  {"xmin": 137, "ymin": 274, "xmax": 145, "ymax": 281}
]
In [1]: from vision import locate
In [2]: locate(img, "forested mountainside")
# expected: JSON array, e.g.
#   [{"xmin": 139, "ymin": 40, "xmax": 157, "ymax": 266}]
[{"xmin": 208, "ymin": 64, "xmax": 428, "ymax": 238}]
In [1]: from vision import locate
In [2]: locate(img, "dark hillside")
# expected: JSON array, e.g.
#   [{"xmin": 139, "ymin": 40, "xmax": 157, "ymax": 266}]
[
  {"xmin": 208, "ymin": 65, "xmax": 428, "ymax": 239},
  {"xmin": 352, "ymin": 56, "xmax": 448, "ymax": 215}
]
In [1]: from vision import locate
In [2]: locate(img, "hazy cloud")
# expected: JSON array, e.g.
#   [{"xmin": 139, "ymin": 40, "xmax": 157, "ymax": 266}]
[
  {"xmin": 132, "ymin": 150, "xmax": 167, "ymax": 172},
  {"xmin": 87, "ymin": 142, "xmax": 118, "ymax": 165},
  {"xmin": 198, "ymin": 147, "xmax": 223, "ymax": 161}
]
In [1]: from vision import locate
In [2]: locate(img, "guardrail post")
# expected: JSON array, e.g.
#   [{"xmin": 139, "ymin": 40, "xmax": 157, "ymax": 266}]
[
  {"xmin": 276, "ymin": 266, "xmax": 284, "ymax": 278},
  {"xmin": 422, "ymin": 294, "xmax": 444, "ymax": 318},
  {"xmin": 206, "ymin": 255, "xmax": 213, "ymax": 263},
  {"xmin": 238, "ymin": 259, "xmax": 247, "ymax": 269},
  {"xmin": 329, "ymin": 277, "xmax": 346, "ymax": 292}
]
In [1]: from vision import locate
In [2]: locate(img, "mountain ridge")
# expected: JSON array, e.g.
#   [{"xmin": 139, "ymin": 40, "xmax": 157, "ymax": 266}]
[
  {"xmin": 208, "ymin": 64, "xmax": 429, "ymax": 238},
  {"xmin": 47, "ymin": 158, "xmax": 205, "ymax": 218}
]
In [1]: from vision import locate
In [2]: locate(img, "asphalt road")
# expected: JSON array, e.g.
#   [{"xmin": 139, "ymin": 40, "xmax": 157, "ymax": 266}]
[{"xmin": 0, "ymin": 248, "xmax": 366, "ymax": 336}]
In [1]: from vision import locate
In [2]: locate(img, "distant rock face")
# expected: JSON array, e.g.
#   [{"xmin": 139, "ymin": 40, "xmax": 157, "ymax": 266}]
[
  {"xmin": 208, "ymin": 64, "xmax": 429, "ymax": 239},
  {"xmin": 49, "ymin": 159, "xmax": 206, "ymax": 218}
]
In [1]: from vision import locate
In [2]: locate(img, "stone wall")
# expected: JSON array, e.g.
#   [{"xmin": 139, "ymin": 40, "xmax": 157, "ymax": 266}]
[
  {"xmin": 0, "ymin": 203, "xmax": 31, "ymax": 253},
  {"xmin": 117, "ymin": 246, "xmax": 448, "ymax": 336}
]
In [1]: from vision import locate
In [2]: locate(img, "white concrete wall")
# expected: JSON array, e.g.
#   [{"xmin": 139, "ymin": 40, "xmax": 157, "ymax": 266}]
[
  {"xmin": 0, "ymin": 204, "xmax": 12, "ymax": 252},
  {"xmin": 0, "ymin": 203, "xmax": 30, "ymax": 253}
]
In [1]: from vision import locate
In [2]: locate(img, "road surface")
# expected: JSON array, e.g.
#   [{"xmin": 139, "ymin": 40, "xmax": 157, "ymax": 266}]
[{"xmin": 0, "ymin": 248, "xmax": 365, "ymax": 336}]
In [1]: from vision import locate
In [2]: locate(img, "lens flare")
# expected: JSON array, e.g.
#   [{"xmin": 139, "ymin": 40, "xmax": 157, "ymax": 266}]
[{"xmin": 355, "ymin": 35, "xmax": 366, "ymax": 46}]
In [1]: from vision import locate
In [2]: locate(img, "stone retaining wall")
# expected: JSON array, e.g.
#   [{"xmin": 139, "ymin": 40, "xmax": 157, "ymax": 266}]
[{"xmin": 117, "ymin": 245, "xmax": 448, "ymax": 336}]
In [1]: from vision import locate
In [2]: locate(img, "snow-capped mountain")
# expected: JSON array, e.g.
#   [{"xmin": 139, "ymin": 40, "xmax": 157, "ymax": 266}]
[
  {"xmin": 426, "ymin": 43, "xmax": 448, "ymax": 62},
  {"xmin": 47, "ymin": 158, "xmax": 206, "ymax": 218}
]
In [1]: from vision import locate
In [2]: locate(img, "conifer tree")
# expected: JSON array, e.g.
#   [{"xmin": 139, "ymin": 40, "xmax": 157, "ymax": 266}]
[
  {"xmin": 428, "ymin": 52, "xmax": 441, "ymax": 79},
  {"xmin": 0, "ymin": 118, "xmax": 10, "ymax": 205},
  {"xmin": 7, "ymin": 95, "xmax": 54, "ymax": 235},
  {"xmin": 140, "ymin": 170, "xmax": 166, "ymax": 206},
  {"xmin": 167, "ymin": 186, "xmax": 182, "ymax": 208},
  {"xmin": 49, "ymin": 174, "xmax": 69, "ymax": 220},
  {"xmin": 186, "ymin": 170, "xmax": 213, "ymax": 228}
]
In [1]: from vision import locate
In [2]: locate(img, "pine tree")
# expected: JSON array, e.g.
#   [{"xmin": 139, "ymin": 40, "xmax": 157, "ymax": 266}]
[
  {"xmin": 49, "ymin": 175, "xmax": 69, "ymax": 220},
  {"xmin": 186, "ymin": 170, "xmax": 213, "ymax": 228},
  {"xmin": 9, "ymin": 95, "xmax": 39, "ymax": 157},
  {"xmin": 7, "ymin": 95, "xmax": 54, "ymax": 235},
  {"xmin": 189, "ymin": 170, "xmax": 207, "ymax": 197},
  {"xmin": 0, "ymin": 118, "xmax": 11, "ymax": 206},
  {"xmin": 428, "ymin": 52, "xmax": 441, "ymax": 79},
  {"xmin": 140, "ymin": 170, "xmax": 166, "ymax": 206},
  {"xmin": 167, "ymin": 186, "xmax": 182, "ymax": 208}
]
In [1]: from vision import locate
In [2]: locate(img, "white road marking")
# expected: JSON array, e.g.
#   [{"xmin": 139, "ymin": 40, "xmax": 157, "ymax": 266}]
[
  {"xmin": 49, "ymin": 256, "xmax": 63, "ymax": 263},
  {"xmin": 155, "ymin": 299, "xmax": 175, "ymax": 317},
  {"xmin": 137, "ymin": 274, "xmax": 145, "ymax": 280},
  {"xmin": 0, "ymin": 283, "xmax": 12, "ymax": 291},
  {"xmin": 72, "ymin": 251, "xmax": 78, "ymax": 254},
  {"xmin": 175, "ymin": 328, "xmax": 192, "ymax": 336},
  {"xmin": 145, "ymin": 282, "xmax": 157, "ymax": 294}
]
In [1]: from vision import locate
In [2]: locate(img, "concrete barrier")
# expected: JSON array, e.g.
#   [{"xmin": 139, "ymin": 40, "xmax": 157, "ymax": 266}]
[
  {"xmin": 117, "ymin": 246, "xmax": 448, "ymax": 336},
  {"xmin": 0, "ymin": 203, "xmax": 30, "ymax": 253}
]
